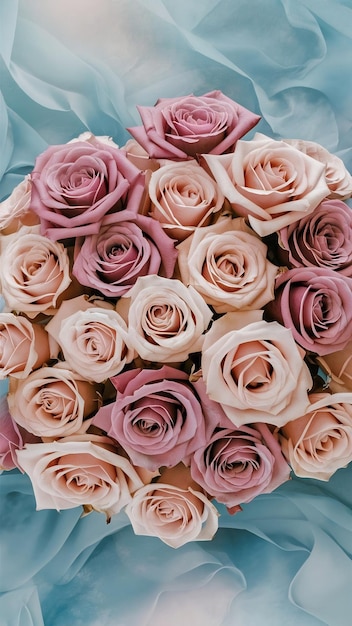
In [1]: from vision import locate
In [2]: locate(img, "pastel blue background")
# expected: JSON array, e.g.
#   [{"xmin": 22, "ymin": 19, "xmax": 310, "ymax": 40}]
[{"xmin": 1, "ymin": 1, "xmax": 352, "ymax": 624}]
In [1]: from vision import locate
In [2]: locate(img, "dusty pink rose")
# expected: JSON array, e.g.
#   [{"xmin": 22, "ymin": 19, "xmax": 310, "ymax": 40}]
[
  {"xmin": 72, "ymin": 212, "xmax": 177, "ymax": 298},
  {"xmin": 147, "ymin": 160, "xmax": 224, "ymax": 241},
  {"xmin": 190, "ymin": 421, "xmax": 290, "ymax": 511},
  {"xmin": 177, "ymin": 216, "xmax": 278, "ymax": 313},
  {"xmin": 201, "ymin": 311, "xmax": 312, "ymax": 427},
  {"xmin": 202, "ymin": 133, "xmax": 329, "ymax": 237},
  {"xmin": 0, "ymin": 313, "xmax": 51, "ymax": 379},
  {"xmin": 283, "ymin": 138, "xmax": 352, "ymax": 200},
  {"xmin": 93, "ymin": 365, "xmax": 207, "ymax": 471},
  {"xmin": 0, "ymin": 227, "xmax": 71, "ymax": 315},
  {"xmin": 125, "ymin": 464, "xmax": 219, "ymax": 548},
  {"xmin": 118, "ymin": 275, "xmax": 213, "ymax": 363},
  {"xmin": 30, "ymin": 134, "xmax": 145, "ymax": 240},
  {"xmin": 0, "ymin": 176, "xmax": 39, "ymax": 234},
  {"xmin": 16, "ymin": 434, "xmax": 144, "ymax": 518},
  {"xmin": 128, "ymin": 91, "xmax": 260, "ymax": 159},
  {"xmin": 0, "ymin": 397, "xmax": 24, "ymax": 470},
  {"xmin": 45, "ymin": 295, "xmax": 135, "ymax": 382},
  {"xmin": 278, "ymin": 199, "xmax": 352, "ymax": 276},
  {"xmin": 317, "ymin": 341, "xmax": 352, "ymax": 393},
  {"xmin": 8, "ymin": 363, "xmax": 102, "ymax": 438},
  {"xmin": 279, "ymin": 392, "xmax": 352, "ymax": 480},
  {"xmin": 266, "ymin": 266, "xmax": 352, "ymax": 356}
]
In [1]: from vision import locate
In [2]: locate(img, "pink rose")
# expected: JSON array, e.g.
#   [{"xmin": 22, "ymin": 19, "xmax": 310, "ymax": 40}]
[
  {"xmin": 0, "ymin": 227, "xmax": 71, "ymax": 315},
  {"xmin": 190, "ymin": 422, "xmax": 290, "ymax": 511},
  {"xmin": 122, "ymin": 139, "xmax": 160, "ymax": 172},
  {"xmin": 45, "ymin": 295, "xmax": 135, "ymax": 382},
  {"xmin": 278, "ymin": 199, "xmax": 352, "ymax": 276},
  {"xmin": 201, "ymin": 311, "xmax": 312, "ymax": 427},
  {"xmin": 16, "ymin": 434, "xmax": 144, "ymax": 518},
  {"xmin": 317, "ymin": 342, "xmax": 352, "ymax": 393},
  {"xmin": 125, "ymin": 464, "xmax": 219, "ymax": 548},
  {"xmin": 0, "ymin": 176, "xmax": 39, "ymax": 235},
  {"xmin": 177, "ymin": 216, "xmax": 278, "ymax": 313},
  {"xmin": 72, "ymin": 212, "xmax": 177, "ymax": 298},
  {"xmin": 279, "ymin": 392, "xmax": 352, "ymax": 480},
  {"xmin": 118, "ymin": 275, "xmax": 213, "ymax": 363},
  {"xmin": 0, "ymin": 313, "xmax": 51, "ymax": 379},
  {"xmin": 265, "ymin": 266, "xmax": 352, "ymax": 356},
  {"xmin": 93, "ymin": 366, "xmax": 207, "ymax": 471},
  {"xmin": 128, "ymin": 91, "xmax": 260, "ymax": 159},
  {"xmin": 147, "ymin": 160, "xmax": 224, "ymax": 241},
  {"xmin": 30, "ymin": 134, "xmax": 145, "ymax": 240},
  {"xmin": 8, "ymin": 363, "xmax": 102, "ymax": 438},
  {"xmin": 0, "ymin": 397, "xmax": 24, "ymax": 470},
  {"xmin": 202, "ymin": 133, "xmax": 329, "ymax": 237}
]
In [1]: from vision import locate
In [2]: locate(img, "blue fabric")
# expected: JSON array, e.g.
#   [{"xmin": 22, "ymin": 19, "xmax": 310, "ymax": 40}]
[{"xmin": 1, "ymin": 1, "xmax": 352, "ymax": 624}]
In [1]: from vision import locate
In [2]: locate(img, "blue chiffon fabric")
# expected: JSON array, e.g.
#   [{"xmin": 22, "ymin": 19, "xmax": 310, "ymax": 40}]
[{"xmin": 1, "ymin": 1, "xmax": 352, "ymax": 624}]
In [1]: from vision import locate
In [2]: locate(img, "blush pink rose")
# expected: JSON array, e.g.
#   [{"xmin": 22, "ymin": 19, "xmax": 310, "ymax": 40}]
[
  {"xmin": 93, "ymin": 366, "xmax": 207, "ymax": 471},
  {"xmin": 317, "ymin": 341, "xmax": 352, "ymax": 393},
  {"xmin": 265, "ymin": 266, "xmax": 352, "ymax": 356},
  {"xmin": 279, "ymin": 392, "xmax": 352, "ymax": 480},
  {"xmin": 278, "ymin": 199, "xmax": 352, "ymax": 276},
  {"xmin": 177, "ymin": 216, "xmax": 278, "ymax": 313},
  {"xmin": 128, "ymin": 91, "xmax": 260, "ymax": 159},
  {"xmin": 0, "ymin": 397, "xmax": 24, "ymax": 470},
  {"xmin": 190, "ymin": 422, "xmax": 290, "ymax": 511},
  {"xmin": 72, "ymin": 212, "xmax": 177, "ymax": 298},
  {"xmin": 202, "ymin": 133, "xmax": 329, "ymax": 237},
  {"xmin": 30, "ymin": 133, "xmax": 145, "ymax": 240},
  {"xmin": 0, "ymin": 227, "xmax": 71, "ymax": 315},
  {"xmin": 0, "ymin": 176, "xmax": 39, "ymax": 235},
  {"xmin": 0, "ymin": 313, "xmax": 51, "ymax": 379},
  {"xmin": 16, "ymin": 434, "xmax": 144, "ymax": 518},
  {"xmin": 125, "ymin": 464, "xmax": 219, "ymax": 548},
  {"xmin": 201, "ymin": 311, "xmax": 312, "ymax": 427},
  {"xmin": 147, "ymin": 160, "xmax": 224, "ymax": 241},
  {"xmin": 8, "ymin": 363, "xmax": 102, "ymax": 438},
  {"xmin": 118, "ymin": 274, "xmax": 213, "ymax": 363}
]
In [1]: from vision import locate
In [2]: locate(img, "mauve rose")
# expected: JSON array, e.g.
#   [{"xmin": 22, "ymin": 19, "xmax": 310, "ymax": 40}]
[
  {"xmin": 147, "ymin": 160, "xmax": 224, "ymax": 241},
  {"xmin": 201, "ymin": 311, "xmax": 312, "ymax": 427},
  {"xmin": 72, "ymin": 212, "xmax": 177, "ymax": 298},
  {"xmin": 93, "ymin": 366, "xmax": 207, "ymax": 471},
  {"xmin": 0, "ymin": 313, "xmax": 51, "ymax": 379},
  {"xmin": 125, "ymin": 464, "xmax": 219, "ymax": 548},
  {"xmin": 118, "ymin": 274, "xmax": 213, "ymax": 363},
  {"xmin": 283, "ymin": 138, "xmax": 352, "ymax": 200},
  {"xmin": 317, "ymin": 342, "xmax": 352, "ymax": 393},
  {"xmin": 279, "ymin": 392, "xmax": 352, "ymax": 480},
  {"xmin": 0, "ymin": 176, "xmax": 39, "ymax": 235},
  {"xmin": 30, "ymin": 133, "xmax": 145, "ymax": 240},
  {"xmin": 128, "ymin": 91, "xmax": 260, "ymax": 160},
  {"xmin": 265, "ymin": 266, "xmax": 352, "ymax": 356},
  {"xmin": 202, "ymin": 133, "xmax": 329, "ymax": 237},
  {"xmin": 190, "ymin": 421, "xmax": 290, "ymax": 511},
  {"xmin": 0, "ymin": 227, "xmax": 71, "ymax": 315},
  {"xmin": 16, "ymin": 434, "xmax": 144, "ymax": 518},
  {"xmin": 177, "ymin": 216, "xmax": 278, "ymax": 313},
  {"xmin": 45, "ymin": 295, "xmax": 135, "ymax": 382},
  {"xmin": 0, "ymin": 397, "xmax": 23, "ymax": 470},
  {"xmin": 278, "ymin": 199, "xmax": 352, "ymax": 276},
  {"xmin": 8, "ymin": 363, "xmax": 102, "ymax": 438}
]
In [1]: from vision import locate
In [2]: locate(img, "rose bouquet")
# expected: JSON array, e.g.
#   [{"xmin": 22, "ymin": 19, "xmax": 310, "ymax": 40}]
[{"xmin": 1, "ymin": 90, "xmax": 352, "ymax": 549}]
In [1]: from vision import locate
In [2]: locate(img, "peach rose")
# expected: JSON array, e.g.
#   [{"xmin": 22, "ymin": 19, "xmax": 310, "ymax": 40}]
[
  {"xmin": 202, "ymin": 133, "xmax": 329, "ymax": 237},
  {"xmin": 125, "ymin": 464, "xmax": 219, "ymax": 548},
  {"xmin": 16, "ymin": 434, "xmax": 144, "ymax": 518},
  {"xmin": 8, "ymin": 363, "xmax": 102, "ymax": 438},
  {"xmin": 0, "ymin": 313, "xmax": 51, "ymax": 379},
  {"xmin": 147, "ymin": 160, "xmax": 224, "ymax": 241},
  {"xmin": 0, "ymin": 176, "xmax": 39, "ymax": 234},
  {"xmin": 201, "ymin": 311, "xmax": 312, "ymax": 426},
  {"xmin": 279, "ymin": 392, "xmax": 352, "ymax": 480},
  {"xmin": 177, "ymin": 217, "xmax": 278, "ymax": 313},
  {"xmin": 118, "ymin": 274, "xmax": 213, "ymax": 363},
  {"xmin": 317, "ymin": 342, "xmax": 352, "ymax": 393}
]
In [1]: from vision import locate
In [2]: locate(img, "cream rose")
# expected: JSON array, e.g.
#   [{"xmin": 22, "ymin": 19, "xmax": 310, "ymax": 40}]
[
  {"xmin": 125, "ymin": 464, "xmax": 219, "ymax": 548},
  {"xmin": 201, "ymin": 311, "xmax": 312, "ymax": 426},
  {"xmin": 177, "ymin": 217, "xmax": 278, "ymax": 313},
  {"xmin": 0, "ymin": 176, "xmax": 39, "ymax": 234},
  {"xmin": 117, "ymin": 274, "xmax": 213, "ymax": 363},
  {"xmin": 202, "ymin": 133, "xmax": 329, "ymax": 237},
  {"xmin": 8, "ymin": 363, "xmax": 102, "ymax": 438},
  {"xmin": 279, "ymin": 392, "xmax": 352, "ymax": 480},
  {"xmin": 0, "ymin": 227, "xmax": 71, "ymax": 315},
  {"xmin": 16, "ymin": 434, "xmax": 144, "ymax": 518},
  {"xmin": 46, "ymin": 295, "xmax": 135, "ymax": 382}
]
